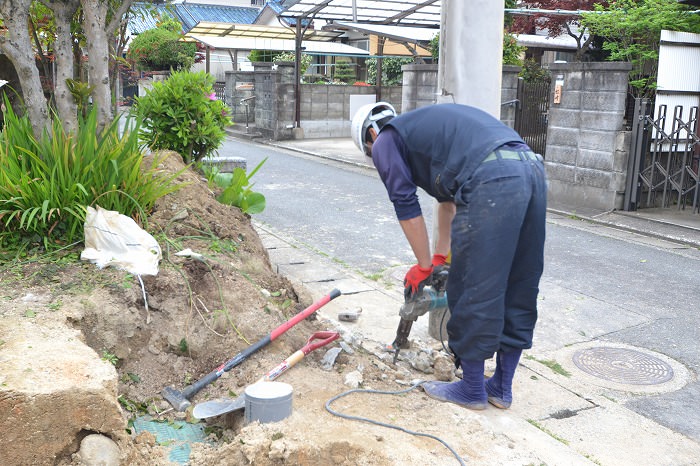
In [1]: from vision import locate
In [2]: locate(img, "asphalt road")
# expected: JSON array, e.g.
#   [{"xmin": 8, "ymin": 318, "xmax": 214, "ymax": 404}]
[{"xmin": 219, "ymin": 136, "xmax": 700, "ymax": 442}]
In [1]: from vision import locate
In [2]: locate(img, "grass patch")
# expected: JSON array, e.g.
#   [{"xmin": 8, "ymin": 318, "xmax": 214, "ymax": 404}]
[
  {"xmin": 525, "ymin": 355, "xmax": 572, "ymax": 377},
  {"xmin": 527, "ymin": 419, "xmax": 569, "ymax": 445}
]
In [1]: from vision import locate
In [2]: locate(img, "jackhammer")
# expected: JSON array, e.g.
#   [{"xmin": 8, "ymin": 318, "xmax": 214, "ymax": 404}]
[{"xmin": 390, "ymin": 267, "xmax": 449, "ymax": 363}]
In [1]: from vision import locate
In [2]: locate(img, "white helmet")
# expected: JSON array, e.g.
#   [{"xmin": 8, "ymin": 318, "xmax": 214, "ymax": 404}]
[{"xmin": 351, "ymin": 102, "xmax": 397, "ymax": 157}]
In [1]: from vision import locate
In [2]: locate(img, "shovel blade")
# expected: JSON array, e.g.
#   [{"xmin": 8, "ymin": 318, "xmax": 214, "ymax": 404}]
[{"xmin": 192, "ymin": 396, "xmax": 246, "ymax": 419}]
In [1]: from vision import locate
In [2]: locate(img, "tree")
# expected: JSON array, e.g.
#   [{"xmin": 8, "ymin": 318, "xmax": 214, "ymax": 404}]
[
  {"xmin": 127, "ymin": 17, "xmax": 196, "ymax": 71},
  {"xmin": 582, "ymin": 0, "xmax": 700, "ymax": 97},
  {"xmin": 510, "ymin": 1, "xmax": 607, "ymax": 61},
  {"xmin": 0, "ymin": 0, "xmax": 135, "ymax": 137}
]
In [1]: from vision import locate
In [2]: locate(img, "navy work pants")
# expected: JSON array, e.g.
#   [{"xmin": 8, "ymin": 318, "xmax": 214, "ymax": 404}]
[{"xmin": 446, "ymin": 150, "xmax": 547, "ymax": 361}]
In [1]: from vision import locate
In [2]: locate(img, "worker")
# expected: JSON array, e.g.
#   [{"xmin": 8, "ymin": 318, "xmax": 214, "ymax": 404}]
[{"xmin": 351, "ymin": 102, "xmax": 547, "ymax": 410}]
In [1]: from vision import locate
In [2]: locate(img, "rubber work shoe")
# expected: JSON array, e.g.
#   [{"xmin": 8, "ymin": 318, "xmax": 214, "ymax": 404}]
[
  {"xmin": 484, "ymin": 349, "xmax": 522, "ymax": 409},
  {"xmin": 422, "ymin": 380, "xmax": 487, "ymax": 410}
]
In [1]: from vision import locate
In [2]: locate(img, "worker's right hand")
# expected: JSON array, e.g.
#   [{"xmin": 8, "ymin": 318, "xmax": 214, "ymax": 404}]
[
  {"xmin": 404, "ymin": 264, "xmax": 433, "ymax": 301},
  {"xmin": 431, "ymin": 254, "xmax": 448, "ymax": 266}
]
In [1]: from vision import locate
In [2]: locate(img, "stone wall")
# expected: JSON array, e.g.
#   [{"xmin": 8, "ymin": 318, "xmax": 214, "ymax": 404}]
[{"xmin": 545, "ymin": 62, "xmax": 633, "ymax": 211}]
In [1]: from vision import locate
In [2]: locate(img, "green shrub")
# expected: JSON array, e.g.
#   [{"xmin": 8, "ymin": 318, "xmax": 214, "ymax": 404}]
[
  {"xmin": 273, "ymin": 51, "xmax": 312, "ymax": 75},
  {"xmin": 127, "ymin": 17, "xmax": 196, "ymax": 71},
  {"xmin": 367, "ymin": 57, "xmax": 413, "ymax": 86},
  {"xmin": 333, "ymin": 58, "xmax": 356, "ymax": 84},
  {"xmin": 0, "ymin": 99, "xmax": 185, "ymax": 255},
  {"xmin": 134, "ymin": 70, "xmax": 232, "ymax": 164},
  {"xmin": 248, "ymin": 49, "xmax": 280, "ymax": 63}
]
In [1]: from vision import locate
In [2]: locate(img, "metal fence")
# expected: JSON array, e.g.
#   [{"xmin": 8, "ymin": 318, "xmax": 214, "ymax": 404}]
[
  {"xmin": 514, "ymin": 77, "xmax": 551, "ymax": 157},
  {"xmin": 625, "ymin": 99, "xmax": 700, "ymax": 213}
]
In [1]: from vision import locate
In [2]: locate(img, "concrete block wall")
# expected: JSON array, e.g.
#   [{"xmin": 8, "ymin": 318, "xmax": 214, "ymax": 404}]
[
  {"xmin": 402, "ymin": 64, "xmax": 439, "ymax": 112},
  {"xmin": 400, "ymin": 63, "xmax": 521, "ymax": 128},
  {"xmin": 225, "ymin": 70, "xmax": 256, "ymax": 124},
  {"xmin": 500, "ymin": 65, "xmax": 520, "ymax": 128},
  {"xmin": 545, "ymin": 62, "xmax": 633, "ymax": 211},
  {"xmin": 298, "ymin": 85, "xmax": 403, "ymax": 138}
]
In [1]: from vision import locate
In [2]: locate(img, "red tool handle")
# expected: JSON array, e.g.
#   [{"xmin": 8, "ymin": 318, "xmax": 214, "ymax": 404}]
[
  {"xmin": 261, "ymin": 331, "xmax": 340, "ymax": 382},
  {"xmin": 301, "ymin": 331, "xmax": 340, "ymax": 355},
  {"xmin": 270, "ymin": 289, "xmax": 341, "ymax": 340}
]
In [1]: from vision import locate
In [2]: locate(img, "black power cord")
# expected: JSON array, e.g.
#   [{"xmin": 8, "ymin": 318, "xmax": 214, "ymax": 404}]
[{"xmin": 325, "ymin": 381, "xmax": 468, "ymax": 466}]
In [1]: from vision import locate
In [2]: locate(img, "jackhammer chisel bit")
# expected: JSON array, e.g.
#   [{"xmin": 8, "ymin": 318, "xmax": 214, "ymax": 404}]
[{"xmin": 390, "ymin": 269, "xmax": 449, "ymax": 363}]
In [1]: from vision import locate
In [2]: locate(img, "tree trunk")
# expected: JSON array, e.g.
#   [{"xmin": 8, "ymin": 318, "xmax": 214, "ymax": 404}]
[
  {"xmin": 81, "ymin": 0, "xmax": 113, "ymax": 133},
  {"xmin": 50, "ymin": 0, "xmax": 81, "ymax": 134},
  {"xmin": 0, "ymin": 0, "xmax": 49, "ymax": 138}
]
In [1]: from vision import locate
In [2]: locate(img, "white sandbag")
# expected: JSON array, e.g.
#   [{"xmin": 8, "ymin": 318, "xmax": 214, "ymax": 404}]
[{"xmin": 80, "ymin": 205, "xmax": 161, "ymax": 276}]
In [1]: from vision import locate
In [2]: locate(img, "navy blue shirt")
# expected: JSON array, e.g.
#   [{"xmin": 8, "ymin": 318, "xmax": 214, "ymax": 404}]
[{"xmin": 372, "ymin": 104, "xmax": 526, "ymax": 220}]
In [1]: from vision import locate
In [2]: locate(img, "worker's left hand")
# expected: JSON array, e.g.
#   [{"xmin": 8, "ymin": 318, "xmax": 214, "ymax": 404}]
[{"xmin": 404, "ymin": 264, "xmax": 433, "ymax": 301}]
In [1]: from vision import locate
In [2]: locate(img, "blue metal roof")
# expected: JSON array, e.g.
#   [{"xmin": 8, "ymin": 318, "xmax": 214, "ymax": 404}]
[
  {"xmin": 176, "ymin": 4, "xmax": 260, "ymax": 31},
  {"xmin": 128, "ymin": 2, "xmax": 263, "ymax": 36},
  {"xmin": 128, "ymin": 4, "xmax": 175, "ymax": 35}
]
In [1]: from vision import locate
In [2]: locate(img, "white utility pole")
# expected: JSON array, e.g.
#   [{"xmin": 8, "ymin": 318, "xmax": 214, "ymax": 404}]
[{"xmin": 437, "ymin": 0, "xmax": 505, "ymax": 117}]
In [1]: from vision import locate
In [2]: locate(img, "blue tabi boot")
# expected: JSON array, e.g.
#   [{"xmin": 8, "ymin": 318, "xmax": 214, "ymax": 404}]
[
  {"xmin": 422, "ymin": 359, "xmax": 487, "ymax": 410},
  {"xmin": 484, "ymin": 349, "xmax": 522, "ymax": 409}
]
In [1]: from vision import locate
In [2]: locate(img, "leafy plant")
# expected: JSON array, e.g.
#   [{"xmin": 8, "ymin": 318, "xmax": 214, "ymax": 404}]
[
  {"xmin": 66, "ymin": 79, "xmax": 96, "ymax": 119},
  {"xmin": 0, "ymin": 97, "xmax": 185, "ymax": 255},
  {"xmin": 366, "ymin": 57, "xmax": 413, "ymax": 86},
  {"xmin": 248, "ymin": 49, "xmax": 281, "ymax": 63},
  {"xmin": 502, "ymin": 31, "xmax": 525, "ymax": 66},
  {"xmin": 520, "ymin": 58, "xmax": 551, "ymax": 83},
  {"xmin": 126, "ymin": 17, "xmax": 196, "ymax": 71},
  {"xmin": 273, "ymin": 51, "xmax": 312, "ymax": 75},
  {"xmin": 101, "ymin": 349, "xmax": 119, "ymax": 366},
  {"xmin": 134, "ymin": 70, "xmax": 232, "ymax": 163},
  {"xmin": 207, "ymin": 158, "xmax": 267, "ymax": 215},
  {"xmin": 428, "ymin": 31, "xmax": 524, "ymax": 66}
]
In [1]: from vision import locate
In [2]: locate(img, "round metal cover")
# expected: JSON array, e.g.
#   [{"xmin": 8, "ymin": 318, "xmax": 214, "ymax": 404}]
[{"xmin": 572, "ymin": 347, "xmax": 674, "ymax": 385}]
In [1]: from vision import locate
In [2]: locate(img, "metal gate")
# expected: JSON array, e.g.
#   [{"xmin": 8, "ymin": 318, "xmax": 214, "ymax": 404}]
[
  {"xmin": 624, "ymin": 99, "xmax": 700, "ymax": 213},
  {"xmin": 515, "ymin": 76, "xmax": 551, "ymax": 157}
]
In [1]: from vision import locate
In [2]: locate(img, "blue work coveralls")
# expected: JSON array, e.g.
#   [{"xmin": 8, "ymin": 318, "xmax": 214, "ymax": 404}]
[{"xmin": 372, "ymin": 103, "xmax": 547, "ymax": 361}]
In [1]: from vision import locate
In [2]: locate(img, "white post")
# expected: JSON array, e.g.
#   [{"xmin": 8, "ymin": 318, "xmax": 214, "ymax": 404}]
[{"xmin": 437, "ymin": 0, "xmax": 504, "ymax": 117}]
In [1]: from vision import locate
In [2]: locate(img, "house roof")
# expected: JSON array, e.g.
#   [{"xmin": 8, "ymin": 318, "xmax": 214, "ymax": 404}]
[
  {"xmin": 175, "ymin": 3, "xmax": 260, "ymax": 31},
  {"xmin": 514, "ymin": 33, "xmax": 579, "ymax": 51},
  {"xmin": 280, "ymin": 0, "xmax": 441, "ymax": 28},
  {"xmin": 127, "ymin": 2, "xmax": 260, "ymax": 35}
]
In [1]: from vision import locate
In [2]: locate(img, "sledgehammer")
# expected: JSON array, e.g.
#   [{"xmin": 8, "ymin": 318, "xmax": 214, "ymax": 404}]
[{"xmin": 162, "ymin": 289, "xmax": 341, "ymax": 411}]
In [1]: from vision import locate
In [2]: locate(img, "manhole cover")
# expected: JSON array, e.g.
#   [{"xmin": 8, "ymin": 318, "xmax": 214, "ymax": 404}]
[{"xmin": 572, "ymin": 347, "xmax": 674, "ymax": 385}]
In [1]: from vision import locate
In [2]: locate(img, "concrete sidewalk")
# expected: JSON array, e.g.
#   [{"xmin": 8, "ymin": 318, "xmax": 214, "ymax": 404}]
[{"xmin": 232, "ymin": 131, "xmax": 700, "ymax": 465}]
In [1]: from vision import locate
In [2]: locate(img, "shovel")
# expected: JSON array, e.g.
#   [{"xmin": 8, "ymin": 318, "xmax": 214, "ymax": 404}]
[{"xmin": 193, "ymin": 331, "xmax": 340, "ymax": 419}]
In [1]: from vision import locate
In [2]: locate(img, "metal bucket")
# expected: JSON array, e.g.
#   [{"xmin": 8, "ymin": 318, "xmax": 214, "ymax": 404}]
[{"xmin": 244, "ymin": 381, "xmax": 293, "ymax": 424}]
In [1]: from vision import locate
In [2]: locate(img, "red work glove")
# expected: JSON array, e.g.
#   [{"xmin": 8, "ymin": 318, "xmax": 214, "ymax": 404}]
[
  {"xmin": 404, "ymin": 264, "xmax": 433, "ymax": 301},
  {"xmin": 432, "ymin": 254, "xmax": 448, "ymax": 266},
  {"xmin": 431, "ymin": 254, "xmax": 450, "ymax": 292}
]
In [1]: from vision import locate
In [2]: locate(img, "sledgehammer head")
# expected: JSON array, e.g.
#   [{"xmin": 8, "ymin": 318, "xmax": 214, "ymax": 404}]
[{"xmin": 162, "ymin": 386, "xmax": 191, "ymax": 412}]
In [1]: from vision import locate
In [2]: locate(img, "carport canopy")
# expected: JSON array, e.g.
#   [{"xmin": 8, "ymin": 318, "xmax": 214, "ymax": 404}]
[
  {"xmin": 183, "ymin": 21, "xmax": 342, "ymax": 42},
  {"xmin": 280, "ymin": 0, "xmax": 441, "ymax": 27}
]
